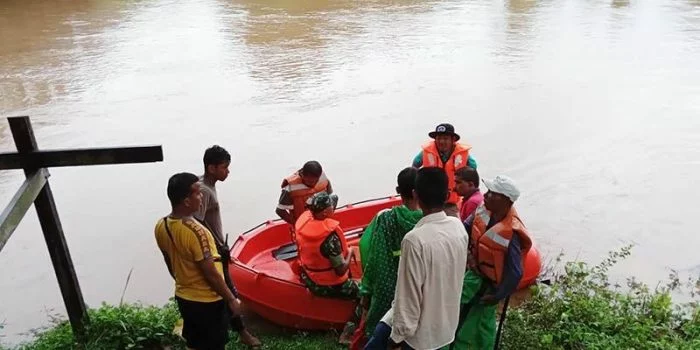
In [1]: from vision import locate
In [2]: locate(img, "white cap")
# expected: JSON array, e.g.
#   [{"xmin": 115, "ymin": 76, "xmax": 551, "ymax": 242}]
[{"xmin": 482, "ymin": 175, "xmax": 520, "ymax": 202}]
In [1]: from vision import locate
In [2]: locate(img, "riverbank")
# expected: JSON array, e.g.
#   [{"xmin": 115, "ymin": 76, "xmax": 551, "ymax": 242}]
[{"xmin": 4, "ymin": 248, "xmax": 699, "ymax": 350}]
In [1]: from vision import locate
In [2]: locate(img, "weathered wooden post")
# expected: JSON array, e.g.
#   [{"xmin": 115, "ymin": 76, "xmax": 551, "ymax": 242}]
[
  {"xmin": 0, "ymin": 116, "xmax": 163, "ymax": 344},
  {"xmin": 9, "ymin": 117, "xmax": 90, "ymax": 341}
]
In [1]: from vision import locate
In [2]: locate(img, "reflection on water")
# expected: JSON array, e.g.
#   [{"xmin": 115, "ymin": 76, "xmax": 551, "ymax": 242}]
[
  {"xmin": 232, "ymin": 0, "xmax": 360, "ymax": 101},
  {"xmin": 612, "ymin": 0, "xmax": 630, "ymax": 9},
  {"xmin": 0, "ymin": 0, "xmax": 134, "ymax": 112},
  {"xmin": 1, "ymin": 0, "xmax": 700, "ymax": 344}
]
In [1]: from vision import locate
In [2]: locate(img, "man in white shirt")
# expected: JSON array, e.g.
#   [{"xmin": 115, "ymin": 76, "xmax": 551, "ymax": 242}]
[{"xmin": 365, "ymin": 167, "xmax": 469, "ymax": 350}]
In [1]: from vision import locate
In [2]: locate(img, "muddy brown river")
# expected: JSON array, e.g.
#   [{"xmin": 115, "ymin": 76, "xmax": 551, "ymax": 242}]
[{"xmin": 1, "ymin": 0, "xmax": 700, "ymax": 343}]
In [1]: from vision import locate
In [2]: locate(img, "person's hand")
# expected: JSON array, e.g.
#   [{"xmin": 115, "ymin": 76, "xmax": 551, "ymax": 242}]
[
  {"xmin": 227, "ymin": 297, "xmax": 242, "ymax": 316},
  {"xmin": 480, "ymin": 294, "xmax": 498, "ymax": 305}
]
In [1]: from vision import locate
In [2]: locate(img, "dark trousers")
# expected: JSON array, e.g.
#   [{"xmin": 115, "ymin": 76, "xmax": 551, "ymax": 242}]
[{"xmin": 364, "ymin": 322, "xmax": 415, "ymax": 350}]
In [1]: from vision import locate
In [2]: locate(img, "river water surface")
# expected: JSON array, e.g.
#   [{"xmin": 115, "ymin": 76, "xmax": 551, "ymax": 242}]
[{"xmin": 1, "ymin": 0, "xmax": 700, "ymax": 343}]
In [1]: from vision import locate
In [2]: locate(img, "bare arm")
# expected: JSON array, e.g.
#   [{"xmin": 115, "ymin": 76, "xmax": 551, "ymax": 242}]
[
  {"xmin": 196, "ymin": 258, "xmax": 236, "ymax": 303},
  {"xmin": 276, "ymin": 208, "xmax": 294, "ymax": 225},
  {"xmin": 276, "ymin": 186, "xmax": 295, "ymax": 225}
]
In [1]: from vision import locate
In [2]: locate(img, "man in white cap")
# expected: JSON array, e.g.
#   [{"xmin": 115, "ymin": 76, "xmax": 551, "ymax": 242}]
[{"xmin": 449, "ymin": 175, "xmax": 533, "ymax": 350}]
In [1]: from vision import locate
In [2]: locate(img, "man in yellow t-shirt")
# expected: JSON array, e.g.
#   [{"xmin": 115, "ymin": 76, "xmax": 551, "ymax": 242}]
[{"xmin": 155, "ymin": 172, "xmax": 241, "ymax": 350}]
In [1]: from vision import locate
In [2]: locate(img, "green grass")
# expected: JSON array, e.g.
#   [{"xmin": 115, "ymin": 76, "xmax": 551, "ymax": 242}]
[
  {"xmin": 4, "ymin": 300, "xmax": 342, "ymax": 350},
  {"xmin": 4, "ymin": 246, "xmax": 699, "ymax": 349}
]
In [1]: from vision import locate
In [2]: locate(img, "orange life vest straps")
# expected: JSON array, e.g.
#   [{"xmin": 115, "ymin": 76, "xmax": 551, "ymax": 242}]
[
  {"xmin": 470, "ymin": 205, "xmax": 532, "ymax": 285},
  {"xmin": 294, "ymin": 211, "xmax": 349, "ymax": 286},
  {"xmin": 421, "ymin": 141, "xmax": 471, "ymax": 204},
  {"xmin": 283, "ymin": 172, "xmax": 330, "ymax": 223}
]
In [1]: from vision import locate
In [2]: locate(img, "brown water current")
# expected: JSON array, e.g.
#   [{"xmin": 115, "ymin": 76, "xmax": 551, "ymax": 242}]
[{"xmin": 1, "ymin": 0, "xmax": 700, "ymax": 342}]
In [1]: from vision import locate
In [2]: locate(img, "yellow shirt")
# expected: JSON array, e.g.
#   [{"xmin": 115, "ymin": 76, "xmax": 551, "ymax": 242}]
[{"xmin": 155, "ymin": 216, "xmax": 224, "ymax": 302}]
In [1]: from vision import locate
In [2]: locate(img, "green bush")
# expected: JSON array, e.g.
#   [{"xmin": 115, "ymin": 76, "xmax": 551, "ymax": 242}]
[
  {"xmin": 8, "ymin": 300, "xmax": 343, "ymax": 350},
  {"xmin": 501, "ymin": 246, "xmax": 700, "ymax": 349},
  {"xmin": 17, "ymin": 301, "xmax": 182, "ymax": 350}
]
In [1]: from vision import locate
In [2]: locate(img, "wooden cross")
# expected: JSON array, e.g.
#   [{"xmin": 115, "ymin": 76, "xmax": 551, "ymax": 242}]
[{"xmin": 0, "ymin": 116, "xmax": 163, "ymax": 342}]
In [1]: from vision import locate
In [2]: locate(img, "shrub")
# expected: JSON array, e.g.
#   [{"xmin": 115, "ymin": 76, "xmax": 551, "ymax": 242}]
[
  {"xmin": 16, "ymin": 301, "xmax": 181, "ymax": 350},
  {"xmin": 501, "ymin": 246, "xmax": 700, "ymax": 349}
]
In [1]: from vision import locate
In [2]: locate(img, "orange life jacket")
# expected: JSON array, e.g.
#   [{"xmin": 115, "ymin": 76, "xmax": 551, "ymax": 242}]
[
  {"xmin": 294, "ymin": 211, "xmax": 349, "ymax": 286},
  {"xmin": 283, "ymin": 172, "xmax": 330, "ymax": 223},
  {"xmin": 421, "ymin": 141, "xmax": 471, "ymax": 204},
  {"xmin": 470, "ymin": 205, "xmax": 532, "ymax": 285}
]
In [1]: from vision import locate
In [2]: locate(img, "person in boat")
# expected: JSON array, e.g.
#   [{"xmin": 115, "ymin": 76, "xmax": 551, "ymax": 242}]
[
  {"xmin": 295, "ymin": 191, "xmax": 358, "ymax": 299},
  {"xmin": 276, "ymin": 160, "xmax": 333, "ymax": 226},
  {"xmin": 193, "ymin": 145, "xmax": 261, "ymax": 348},
  {"xmin": 412, "ymin": 123, "xmax": 477, "ymax": 218},
  {"xmin": 365, "ymin": 167, "xmax": 469, "ymax": 350},
  {"xmin": 155, "ymin": 172, "xmax": 241, "ymax": 350},
  {"xmin": 352, "ymin": 167, "xmax": 423, "ymax": 349},
  {"xmin": 449, "ymin": 175, "xmax": 533, "ymax": 349},
  {"xmin": 454, "ymin": 167, "xmax": 483, "ymax": 221}
]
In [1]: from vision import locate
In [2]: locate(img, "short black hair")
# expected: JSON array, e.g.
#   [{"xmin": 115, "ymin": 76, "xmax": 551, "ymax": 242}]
[
  {"xmin": 203, "ymin": 145, "xmax": 231, "ymax": 167},
  {"xmin": 301, "ymin": 161, "xmax": 323, "ymax": 177},
  {"xmin": 396, "ymin": 167, "xmax": 418, "ymax": 199},
  {"xmin": 415, "ymin": 167, "xmax": 448, "ymax": 208},
  {"xmin": 455, "ymin": 167, "xmax": 479, "ymax": 186},
  {"xmin": 167, "ymin": 172, "xmax": 199, "ymax": 207}
]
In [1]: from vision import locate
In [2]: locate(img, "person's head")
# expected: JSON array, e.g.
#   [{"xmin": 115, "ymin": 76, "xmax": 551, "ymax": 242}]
[
  {"xmin": 307, "ymin": 192, "xmax": 338, "ymax": 220},
  {"xmin": 414, "ymin": 167, "xmax": 449, "ymax": 212},
  {"xmin": 203, "ymin": 145, "xmax": 231, "ymax": 182},
  {"xmin": 482, "ymin": 175, "xmax": 520, "ymax": 214},
  {"xmin": 428, "ymin": 123, "xmax": 460, "ymax": 153},
  {"xmin": 396, "ymin": 167, "xmax": 418, "ymax": 200},
  {"xmin": 299, "ymin": 160, "xmax": 323, "ymax": 187},
  {"xmin": 455, "ymin": 167, "xmax": 479, "ymax": 197},
  {"xmin": 167, "ymin": 172, "xmax": 202, "ymax": 214}
]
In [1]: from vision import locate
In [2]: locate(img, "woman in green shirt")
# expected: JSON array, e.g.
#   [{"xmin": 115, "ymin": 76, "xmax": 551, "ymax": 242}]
[{"xmin": 356, "ymin": 167, "xmax": 423, "ymax": 345}]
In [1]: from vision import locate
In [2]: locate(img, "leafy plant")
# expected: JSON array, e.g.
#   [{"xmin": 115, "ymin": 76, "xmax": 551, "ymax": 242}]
[
  {"xmin": 501, "ymin": 246, "xmax": 700, "ymax": 349},
  {"xmin": 10, "ymin": 300, "xmax": 343, "ymax": 350}
]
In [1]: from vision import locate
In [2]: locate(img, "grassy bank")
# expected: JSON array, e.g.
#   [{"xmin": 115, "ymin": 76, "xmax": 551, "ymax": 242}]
[
  {"xmin": 3, "ymin": 247, "xmax": 699, "ymax": 349},
  {"xmin": 4, "ymin": 301, "xmax": 342, "ymax": 350}
]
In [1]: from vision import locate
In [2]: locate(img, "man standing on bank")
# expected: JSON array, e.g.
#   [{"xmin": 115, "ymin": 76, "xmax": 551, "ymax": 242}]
[
  {"xmin": 194, "ymin": 145, "xmax": 261, "ymax": 348},
  {"xmin": 412, "ymin": 123, "xmax": 477, "ymax": 217},
  {"xmin": 155, "ymin": 172, "xmax": 240, "ymax": 350}
]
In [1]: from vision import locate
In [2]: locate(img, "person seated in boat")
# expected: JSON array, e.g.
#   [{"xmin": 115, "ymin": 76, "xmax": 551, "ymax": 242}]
[
  {"xmin": 450, "ymin": 175, "xmax": 533, "ymax": 349},
  {"xmin": 412, "ymin": 123, "xmax": 477, "ymax": 217},
  {"xmin": 352, "ymin": 167, "xmax": 423, "ymax": 349},
  {"xmin": 295, "ymin": 192, "xmax": 359, "ymax": 299},
  {"xmin": 276, "ymin": 160, "xmax": 334, "ymax": 226},
  {"xmin": 454, "ymin": 166, "xmax": 484, "ymax": 221}
]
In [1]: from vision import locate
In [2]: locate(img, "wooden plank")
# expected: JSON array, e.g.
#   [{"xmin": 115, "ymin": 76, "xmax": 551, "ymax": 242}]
[
  {"xmin": 0, "ymin": 145, "xmax": 163, "ymax": 170},
  {"xmin": 8, "ymin": 116, "xmax": 89, "ymax": 342},
  {"xmin": 0, "ymin": 169, "xmax": 49, "ymax": 253}
]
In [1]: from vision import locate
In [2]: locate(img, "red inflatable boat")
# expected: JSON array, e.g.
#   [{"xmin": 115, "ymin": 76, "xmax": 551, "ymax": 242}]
[{"xmin": 229, "ymin": 196, "xmax": 542, "ymax": 330}]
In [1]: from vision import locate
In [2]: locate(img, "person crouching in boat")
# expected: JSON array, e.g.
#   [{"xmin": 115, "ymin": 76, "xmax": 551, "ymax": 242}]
[
  {"xmin": 295, "ymin": 192, "xmax": 359, "ymax": 299},
  {"xmin": 449, "ymin": 175, "xmax": 532, "ymax": 350},
  {"xmin": 351, "ymin": 167, "xmax": 423, "ymax": 350},
  {"xmin": 276, "ymin": 160, "xmax": 334, "ymax": 226},
  {"xmin": 412, "ymin": 123, "xmax": 477, "ymax": 217},
  {"xmin": 454, "ymin": 167, "xmax": 483, "ymax": 221}
]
